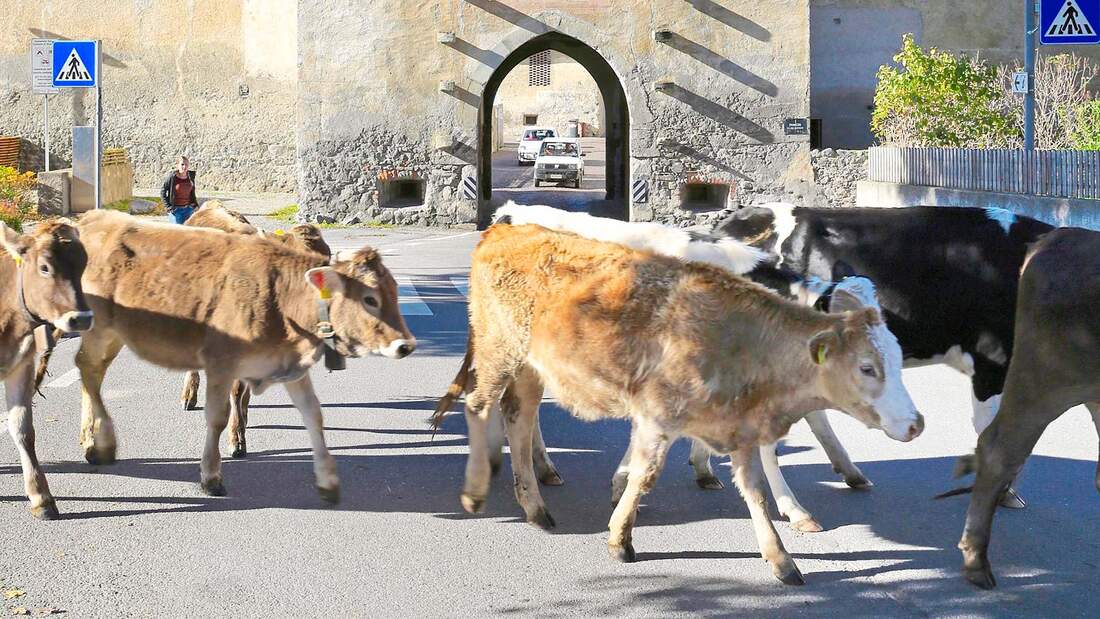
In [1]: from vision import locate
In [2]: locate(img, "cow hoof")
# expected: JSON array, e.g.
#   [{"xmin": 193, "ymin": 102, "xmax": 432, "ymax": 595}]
[
  {"xmin": 201, "ymin": 478, "xmax": 227, "ymax": 497},
  {"xmin": 317, "ymin": 485, "xmax": 340, "ymax": 504},
  {"xmin": 608, "ymin": 543, "xmax": 636, "ymax": 563},
  {"xmin": 954, "ymin": 454, "xmax": 977, "ymax": 478},
  {"xmin": 791, "ymin": 517, "xmax": 824, "ymax": 533},
  {"xmin": 610, "ymin": 474, "xmax": 627, "ymax": 505},
  {"xmin": 460, "ymin": 493, "xmax": 486, "ymax": 514},
  {"xmin": 844, "ymin": 474, "xmax": 873, "ymax": 489},
  {"xmin": 695, "ymin": 474, "xmax": 724, "ymax": 490},
  {"xmin": 963, "ymin": 565, "xmax": 997, "ymax": 590},
  {"xmin": 182, "ymin": 399, "xmax": 197, "ymax": 411},
  {"xmin": 528, "ymin": 507, "xmax": 556, "ymax": 530},
  {"xmin": 999, "ymin": 488, "xmax": 1026, "ymax": 509},
  {"xmin": 230, "ymin": 444, "xmax": 248, "ymax": 459},
  {"xmin": 84, "ymin": 444, "xmax": 117, "ymax": 466},
  {"xmin": 31, "ymin": 501, "xmax": 60, "ymax": 521},
  {"xmin": 538, "ymin": 469, "xmax": 564, "ymax": 486},
  {"xmin": 774, "ymin": 562, "xmax": 805, "ymax": 586}
]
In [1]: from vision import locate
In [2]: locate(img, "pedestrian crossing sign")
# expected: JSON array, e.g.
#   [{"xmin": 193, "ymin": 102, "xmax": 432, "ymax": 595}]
[
  {"xmin": 52, "ymin": 40, "xmax": 98, "ymax": 87},
  {"xmin": 1041, "ymin": 0, "xmax": 1100, "ymax": 45}
]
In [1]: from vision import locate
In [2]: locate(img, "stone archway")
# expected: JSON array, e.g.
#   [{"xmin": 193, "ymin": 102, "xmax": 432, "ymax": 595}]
[{"xmin": 468, "ymin": 28, "xmax": 631, "ymax": 228}]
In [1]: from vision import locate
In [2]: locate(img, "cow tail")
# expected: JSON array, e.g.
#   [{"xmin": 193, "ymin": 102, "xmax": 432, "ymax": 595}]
[{"xmin": 430, "ymin": 327, "xmax": 474, "ymax": 434}]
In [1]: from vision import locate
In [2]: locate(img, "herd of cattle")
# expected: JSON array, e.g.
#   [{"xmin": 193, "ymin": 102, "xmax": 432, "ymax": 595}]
[{"xmin": 1, "ymin": 198, "xmax": 1096, "ymax": 591}]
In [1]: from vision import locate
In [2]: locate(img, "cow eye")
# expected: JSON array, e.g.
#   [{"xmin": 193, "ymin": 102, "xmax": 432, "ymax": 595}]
[
  {"xmin": 364, "ymin": 295, "xmax": 379, "ymax": 308},
  {"xmin": 38, "ymin": 262, "xmax": 52, "ymax": 277},
  {"xmin": 859, "ymin": 364, "xmax": 877, "ymax": 378}
]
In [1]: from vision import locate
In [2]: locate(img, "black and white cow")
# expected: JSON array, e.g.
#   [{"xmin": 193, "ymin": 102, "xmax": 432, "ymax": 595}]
[{"xmin": 682, "ymin": 203, "xmax": 1055, "ymax": 520}]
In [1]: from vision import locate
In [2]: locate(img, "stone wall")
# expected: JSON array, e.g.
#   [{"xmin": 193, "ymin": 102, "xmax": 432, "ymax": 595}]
[
  {"xmin": 0, "ymin": 0, "xmax": 297, "ymax": 193},
  {"xmin": 808, "ymin": 148, "xmax": 867, "ymax": 207},
  {"xmin": 496, "ymin": 51, "xmax": 603, "ymax": 138}
]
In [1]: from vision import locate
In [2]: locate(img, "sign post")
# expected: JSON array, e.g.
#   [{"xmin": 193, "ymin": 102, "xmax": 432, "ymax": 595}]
[
  {"xmin": 1025, "ymin": 3, "xmax": 1037, "ymax": 150},
  {"xmin": 51, "ymin": 40, "xmax": 100, "ymax": 208},
  {"xmin": 30, "ymin": 39, "xmax": 58, "ymax": 171}
]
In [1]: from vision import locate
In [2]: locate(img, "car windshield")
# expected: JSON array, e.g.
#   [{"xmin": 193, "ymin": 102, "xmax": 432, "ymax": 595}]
[
  {"xmin": 523, "ymin": 129, "xmax": 555, "ymax": 141},
  {"xmin": 539, "ymin": 142, "xmax": 578, "ymax": 156}
]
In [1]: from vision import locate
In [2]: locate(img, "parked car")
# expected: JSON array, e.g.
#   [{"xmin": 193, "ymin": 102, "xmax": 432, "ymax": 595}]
[
  {"xmin": 517, "ymin": 126, "xmax": 556, "ymax": 166},
  {"xmin": 533, "ymin": 138, "xmax": 584, "ymax": 188}
]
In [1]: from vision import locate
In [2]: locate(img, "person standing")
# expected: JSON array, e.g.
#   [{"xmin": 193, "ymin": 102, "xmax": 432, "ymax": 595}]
[{"xmin": 161, "ymin": 155, "xmax": 199, "ymax": 224}]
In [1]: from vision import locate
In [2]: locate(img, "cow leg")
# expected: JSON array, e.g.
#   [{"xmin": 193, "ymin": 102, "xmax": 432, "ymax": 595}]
[
  {"xmin": 75, "ymin": 331, "xmax": 123, "ymax": 465},
  {"xmin": 5, "ymin": 357, "xmax": 57, "ymax": 520},
  {"xmin": 531, "ymin": 408, "xmax": 563, "ymax": 486},
  {"xmin": 689, "ymin": 438, "xmax": 723, "ymax": 490},
  {"xmin": 500, "ymin": 365, "xmax": 554, "ymax": 529},
  {"xmin": 227, "ymin": 381, "xmax": 249, "ymax": 459},
  {"xmin": 959, "ymin": 393, "xmax": 1058, "ymax": 589},
  {"xmin": 284, "ymin": 373, "xmax": 339, "ymax": 503},
  {"xmin": 1087, "ymin": 402, "xmax": 1100, "ymax": 494},
  {"xmin": 760, "ymin": 442, "xmax": 821, "ymax": 533},
  {"xmin": 804, "ymin": 410, "xmax": 871, "ymax": 488},
  {"xmin": 181, "ymin": 371, "xmax": 201, "ymax": 411},
  {"xmin": 610, "ymin": 422, "xmax": 635, "ymax": 504},
  {"xmin": 199, "ymin": 374, "xmax": 233, "ymax": 497},
  {"xmin": 607, "ymin": 418, "xmax": 670, "ymax": 563},
  {"xmin": 968, "ymin": 391, "xmax": 1025, "ymax": 509},
  {"xmin": 732, "ymin": 445, "xmax": 803, "ymax": 585},
  {"xmin": 486, "ymin": 402, "xmax": 506, "ymax": 476}
]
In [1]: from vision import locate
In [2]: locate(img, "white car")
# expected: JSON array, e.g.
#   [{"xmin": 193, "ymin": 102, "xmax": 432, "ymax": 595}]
[
  {"xmin": 517, "ymin": 126, "xmax": 556, "ymax": 166},
  {"xmin": 533, "ymin": 138, "xmax": 584, "ymax": 189}
]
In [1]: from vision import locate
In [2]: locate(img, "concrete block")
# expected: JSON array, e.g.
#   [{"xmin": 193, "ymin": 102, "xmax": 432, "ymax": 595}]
[{"xmin": 36, "ymin": 170, "xmax": 70, "ymax": 216}]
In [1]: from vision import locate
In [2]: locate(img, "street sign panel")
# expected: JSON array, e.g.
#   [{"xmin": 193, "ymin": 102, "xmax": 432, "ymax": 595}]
[
  {"xmin": 1040, "ymin": 0, "xmax": 1100, "ymax": 45},
  {"xmin": 1012, "ymin": 71, "xmax": 1030, "ymax": 93},
  {"xmin": 51, "ymin": 40, "xmax": 98, "ymax": 87},
  {"xmin": 31, "ymin": 39, "xmax": 58, "ymax": 94}
]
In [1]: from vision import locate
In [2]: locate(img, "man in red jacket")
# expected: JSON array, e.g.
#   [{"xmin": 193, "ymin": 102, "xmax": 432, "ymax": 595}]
[{"xmin": 161, "ymin": 156, "xmax": 199, "ymax": 224}]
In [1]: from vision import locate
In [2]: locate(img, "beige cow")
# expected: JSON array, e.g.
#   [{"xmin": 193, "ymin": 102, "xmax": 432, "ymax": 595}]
[
  {"xmin": 75, "ymin": 210, "xmax": 414, "ymax": 501},
  {"xmin": 179, "ymin": 200, "xmax": 333, "ymax": 458},
  {"xmin": 436, "ymin": 223, "xmax": 923, "ymax": 584},
  {"xmin": 1, "ymin": 220, "xmax": 93, "ymax": 519}
]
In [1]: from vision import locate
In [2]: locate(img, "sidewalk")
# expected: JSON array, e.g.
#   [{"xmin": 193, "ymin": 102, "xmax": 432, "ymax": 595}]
[{"xmin": 136, "ymin": 188, "xmax": 296, "ymax": 217}]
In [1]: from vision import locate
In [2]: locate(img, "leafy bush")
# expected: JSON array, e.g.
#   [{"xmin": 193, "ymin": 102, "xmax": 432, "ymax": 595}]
[
  {"xmin": 271, "ymin": 204, "xmax": 299, "ymax": 222},
  {"xmin": 994, "ymin": 53, "xmax": 1098, "ymax": 149},
  {"xmin": 872, "ymin": 34, "xmax": 1018, "ymax": 147},
  {"xmin": 1067, "ymin": 100, "xmax": 1100, "ymax": 150},
  {"xmin": 0, "ymin": 166, "xmax": 37, "ymax": 232}
]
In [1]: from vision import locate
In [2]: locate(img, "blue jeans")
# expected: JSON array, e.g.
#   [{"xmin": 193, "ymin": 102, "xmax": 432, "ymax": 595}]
[{"xmin": 169, "ymin": 206, "xmax": 195, "ymax": 224}]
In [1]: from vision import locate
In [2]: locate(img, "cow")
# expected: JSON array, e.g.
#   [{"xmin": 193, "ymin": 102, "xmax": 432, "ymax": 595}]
[
  {"xmin": 179, "ymin": 200, "xmax": 333, "ymax": 458},
  {"xmin": 73, "ymin": 210, "xmax": 414, "ymax": 501},
  {"xmin": 673, "ymin": 204, "xmax": 1057, "ymax": 517},
  {"xmin": 435, "ymin": 222, "xmax": 924, "ymax": 584},
  {"xmin": 957, "ymin": 227, "xmax": 1100, "ymax": 589},
  {"xmin": 0, "ymin": 219, "xmax": 93, "ymax": 519}
]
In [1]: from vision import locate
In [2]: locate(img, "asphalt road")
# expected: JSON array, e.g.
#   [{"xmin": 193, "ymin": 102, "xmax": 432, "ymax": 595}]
[
  {"xmin": 2, "ymin": 223, "xmax": 1098, "ymax": 617},
  {"xmin": 491, "ymin": 138, "xmax": 607, "ymax": 212}
]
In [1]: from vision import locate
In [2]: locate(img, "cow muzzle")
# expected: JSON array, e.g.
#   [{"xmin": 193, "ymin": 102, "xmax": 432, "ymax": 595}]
[
  {"xmin": 885, "ymin": 412, "xmax": 924, "ymax": 443},
  {"xmin": 378, "ymin": 338, "xmax": 416, "ymax": 359},
  {"xmin": 54, "ymin": 310, "xmax": 94, "ymax": 333}
]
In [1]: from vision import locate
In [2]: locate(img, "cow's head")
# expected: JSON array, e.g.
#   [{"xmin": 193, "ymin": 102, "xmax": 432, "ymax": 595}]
[
  {"xmin": 1, "ymin": 219, "xmax": 93, "ymax": 333},
  {"xmin": 304, "ymin": 247, "xmax": 415, "ymax": 359},
  {"xmin": 810, "ymin": 278, "xmax": 923, "ymax": 442}
]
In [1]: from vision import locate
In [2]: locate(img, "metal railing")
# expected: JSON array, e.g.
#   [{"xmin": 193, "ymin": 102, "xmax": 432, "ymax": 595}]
[{"xmin": 868, "ymin": 146, "xmax": 1100, "ymax": 200}]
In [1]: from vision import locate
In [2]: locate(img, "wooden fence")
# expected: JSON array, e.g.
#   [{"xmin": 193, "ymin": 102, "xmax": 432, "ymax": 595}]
[{"xmin": 868, "ymin": 147, "xmax": 1100, "ymax": 201}]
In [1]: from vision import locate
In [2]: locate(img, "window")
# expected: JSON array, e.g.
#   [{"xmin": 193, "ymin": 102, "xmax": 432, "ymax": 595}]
[
  {"xmin": 522, "ymin": 129, "xmax": 555, "ymax": 141},
  {"xmin": 523, "ymin": 114, "xmax": 539, "ymax": 126},
  {"xmin": 679, "ymin": 182, "xmax": 730, "ymax": 212},
  {"xmin": 528, "ymin": 51, "xmax": 551, "ymax": 87},
  {"xmin": 379, "ymin": 177, "xmax": 426, "ymax": 208}
]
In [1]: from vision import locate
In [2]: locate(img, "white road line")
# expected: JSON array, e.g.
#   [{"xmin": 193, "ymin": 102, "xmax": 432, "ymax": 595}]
[
  {"xmin": 46, "ymin": 368, "xmax": 80, "ymax": 389},
  {"xmin": 396, "ymin": 276, "xmax": 433, "ymax": 316},
  {"xmin": 399, "ymin": 231, "xmax": 478, "ymax": 246},
  {"xmin": 450, "ymin": 276, "xmax": 469, "ymax": 298}
]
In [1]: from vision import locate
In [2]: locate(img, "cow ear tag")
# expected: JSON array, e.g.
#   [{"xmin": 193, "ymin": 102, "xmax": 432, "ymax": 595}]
[
  {"xmin": 815, "ymin": 343, "xmax": 828, "ymax": 365},
  {"xmin": 309, "ymin": 270, "xmax": 332, "ymax": 300},
  {"xmin": 274, "ymin": 229, "xmax": 286, "ymax": 236}
]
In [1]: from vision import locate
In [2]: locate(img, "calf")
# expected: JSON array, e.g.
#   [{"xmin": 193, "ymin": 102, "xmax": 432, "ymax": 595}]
[
  {"xmin": 438, "ymin": 223, "xmax": 923, "ymax": 584},
  {"xmin": 74, "ymin": 211, "xmax": 413, "ymax": 501},
  {"xmin": 179, "ymin": 201, "xmax": 333, "ymax": 458},
  {"xmin": 697, "ymin": 204, "xmax": 1056, "ymax": 510},
  {"xmin": 1, "ymin": 220, "xmax": 93, "ymax": 518},
  {"xmin": 958, "ymin": 227, "xmax": 1100, "ymax": 589}
]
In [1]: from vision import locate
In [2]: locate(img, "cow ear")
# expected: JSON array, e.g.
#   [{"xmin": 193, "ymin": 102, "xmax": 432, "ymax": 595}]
[
  {"xmin": 0, "ymin": 222, "xmax": 30, "ymax": 260},
  {"xmin": 809, "ymin": 330, "xmax": 841, "ymax": 365},
  {"xmin": 305, "ymin": 267, "xmax": 345, "ymax": 297}
]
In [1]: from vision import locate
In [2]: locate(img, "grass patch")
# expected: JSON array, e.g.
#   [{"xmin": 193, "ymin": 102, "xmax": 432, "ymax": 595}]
[
  {"xmin": 271, "ymin": 204, "xmax": 299, "ymax": 222},
  {"xmin": 104, "ymin": 197, "xmax": 166, "ymax": 216}
]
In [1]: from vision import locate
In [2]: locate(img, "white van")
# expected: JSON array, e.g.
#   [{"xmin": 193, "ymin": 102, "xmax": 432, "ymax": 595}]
[
  {"xmin": 516, "ymin": 126, "xmax": 556, "ymax": 165},
  {"xmin": 533, "ymin": 138, "xmax": 584, "ymax": 188}
]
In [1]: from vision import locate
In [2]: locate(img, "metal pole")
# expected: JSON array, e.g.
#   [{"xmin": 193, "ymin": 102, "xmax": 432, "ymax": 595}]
[
  {"xmin": 94, "ymin": 40, "xmax": 102, "ymax": 210},
  {"xmin": 1024, "ymin": 0, "xmax": 1036, "ymax": 150},
  {"xmin": 43, "ymin": 95, "xmax": 50, "ymax": 172}
]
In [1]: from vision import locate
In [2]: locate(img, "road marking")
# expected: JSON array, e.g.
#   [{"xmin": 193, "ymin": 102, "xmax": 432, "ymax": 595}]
[
  {"xmin": 396, "ymin": 276, "xmax": 433, "ymax": 316},
  {"xmin": 450, "ymin": 276, "xmax": 469, "ymax": 298},
  {"xmin": 46, "ymin": 368, "xmax": 80, "ymax": 389},
  {"xmin": 399, "ymin": 231, "xmax": 478, "ymax": 246}
]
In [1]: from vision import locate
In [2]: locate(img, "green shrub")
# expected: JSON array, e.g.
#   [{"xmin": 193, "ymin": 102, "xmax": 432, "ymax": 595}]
[
  {"xmin": 271, "ymin": 204, "xmax": 299, "ymax": 223},
  {"xmin": 872, "ymin": 34, "xmax": 1018, "ymax": 147},
  {"xmin": 1068, "ymin": 100, "xmax": 1100, "ymax": 150},
  {"xmin": 0, "ymin": 166, "xmax": 37, "ymax": 232}
]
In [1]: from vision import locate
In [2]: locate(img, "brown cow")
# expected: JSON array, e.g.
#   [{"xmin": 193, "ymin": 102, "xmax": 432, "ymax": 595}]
[
  {"xmin": 958, "ymin": 227, "xmax": 1100, "ymax": 589},
  {"xmin": 179, "ymin": 200, "xmax": 333, "ymax": 458},
  {"xmin": 74, "ymin": 210, "xmax": 414, "ymax": 501},
  {"xmin": 1, "ymin": 219, "xmax": 93, "ymax": 519},
  {"xmin": 438, "ymin": 223, "xmax": 923, "ymax": 584}
]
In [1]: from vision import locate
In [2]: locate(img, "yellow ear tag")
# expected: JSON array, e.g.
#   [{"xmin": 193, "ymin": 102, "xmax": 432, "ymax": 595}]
[
  {"xmin": 816, "ymin": 344, "xmax": 827, "ymax": 365},
  {"xmin": 274, "ymin": 229, "xmax": 286, "ymax": 236},
  {"xmin": 318, "ymin": 286, "xmax": 332, "ymax": 300},
  {"xmin": 13, "ymin": 255, "xmax": 23, "ymax": 267}
]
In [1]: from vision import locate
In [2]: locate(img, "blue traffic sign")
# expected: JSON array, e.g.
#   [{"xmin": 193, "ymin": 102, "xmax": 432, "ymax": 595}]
[
  {"xmin": 1041, "ymin": 0, "xmax": 1100, "ymax": 45},
  {"xmin": 51, "ymin": 40, "xmax": 98, "ymax": 87}
]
